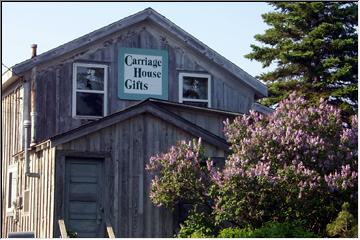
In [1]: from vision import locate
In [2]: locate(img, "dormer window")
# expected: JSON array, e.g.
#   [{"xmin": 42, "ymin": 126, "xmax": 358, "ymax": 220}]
[
  {"xmin": 179, "ymin": 72, "xmax": 211, "ymax": 108},
  {"xmin": 72, "ymin": 63, "xmax": 108, "ymax": 118}
]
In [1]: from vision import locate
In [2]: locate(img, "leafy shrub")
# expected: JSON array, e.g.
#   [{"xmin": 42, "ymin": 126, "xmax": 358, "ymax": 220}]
[
  {"xmin": 218, "ymin": 222, "xmax": 317, "ymax": 238},
  {"xmin": 252, "ymin": 221, "xmax": 317, "ymax": 238},
  {"xmin": 146, "ymin": 139, "xmax": 209, "ymax": 209},
  {"xmin": 211, "ymin": 93, "xmax": 358, "ymax": 233},
  {"xmin": 326, "ymin": 202, "xmax": 358, "ymax": 238},
  {"xmin": 146, "ymin": 92, "xmax": 358, "ymax": 236},
  {"xmin": 218, "ymin": 227, "xmax": 255, "ymax": 238},
  {"xmin": 177, "ymin": 210, "xmax": 215, "ymax": 238}
]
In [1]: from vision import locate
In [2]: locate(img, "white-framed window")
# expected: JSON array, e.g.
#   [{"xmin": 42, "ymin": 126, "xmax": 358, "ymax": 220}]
[
  {"xmin": 179, "ymin": 72, "xmax": 211, "ymax": 107},
  {"xmin": 72, "ymin": 63, "xmax": 108, "ymax": 119},
  {"xmin": 7, "ymin": 165, "xmax": 17, "ymax": 214}
]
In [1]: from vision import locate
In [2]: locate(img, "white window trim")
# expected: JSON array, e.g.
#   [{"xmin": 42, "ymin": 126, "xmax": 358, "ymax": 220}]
[
  {"xmin": 178, "ymin": 72, "xmax": 211, "ymax": 107},
  {"xmin": 7, "ymin": 164, "xmax": 17, "ymax": 215},
  {"xmin": 72, "ymin": 62, "xmax": 108, "ymax": 119}
]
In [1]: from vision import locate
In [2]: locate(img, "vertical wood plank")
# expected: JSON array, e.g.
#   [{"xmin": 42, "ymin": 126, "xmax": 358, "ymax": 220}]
[
  {"xmin": 35, "ymin": 153, "xmax": 39, "ymax": 237},
  {"xmin": 121, "ymin": 121, "xmax": 129, "ymax": 237},
  {"xmin": 40, "ymin": 152, "xmax": 44, "ymax": 237},
  {"xmin": 49, "ymin": 148, "xmax": 55, "ymax": 237},
  {"xmin": 112, "ymin": 125, "xmax": 119, "ymax": 237},
  {"xmin": 153, "ymin": 117, "xmax": 161, "ymax": 237},
  {"xmin": 55, "ymin": 68, "xmax": 61, "ymax": 134},
  {"xmin": 30, "ymin": 155, "xmax": 35, "ymax": 234},
  {"xmin": 129, "ymin": 118, "xmax": 135, "ymax": 237},
  {"xmin": 113, "ymin": 125, "xmax": 124, "ymax": 237},
  {"xmin": 44, "ymin": 149, "xmax": 49, "ymax": 237}
]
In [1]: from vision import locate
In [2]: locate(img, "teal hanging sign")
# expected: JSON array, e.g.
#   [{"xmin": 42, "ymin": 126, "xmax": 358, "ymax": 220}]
[{"xmin": 118, "ymin": 48, "xmax": 168, "ymax": 100}]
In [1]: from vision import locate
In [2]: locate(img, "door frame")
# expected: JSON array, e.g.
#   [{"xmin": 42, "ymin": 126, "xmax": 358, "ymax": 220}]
[{"xmin": 53, "ymin": 150, "xmax": 111, "ymax": 237}]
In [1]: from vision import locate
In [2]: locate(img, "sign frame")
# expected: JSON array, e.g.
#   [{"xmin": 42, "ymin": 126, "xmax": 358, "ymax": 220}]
[{"xmin": 118, "ymin": 47, "xmax": 168, "ymax": 100}]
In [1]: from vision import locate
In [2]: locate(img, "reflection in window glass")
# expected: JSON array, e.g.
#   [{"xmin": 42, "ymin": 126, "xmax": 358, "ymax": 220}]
[
  {"xmin": 8, "ymin": 172, "xmax": 12, "ymax": 208},
  {"xmin": 182, "ymin": 77, "xmax": 208, "ymax": 100},
  {"xmin": 76, "ymin": 66, "xmax": 104, "ymax": 91},
  {"xmin": 76, "ymin": 92, "xmax": 104, "ymax": 116}
]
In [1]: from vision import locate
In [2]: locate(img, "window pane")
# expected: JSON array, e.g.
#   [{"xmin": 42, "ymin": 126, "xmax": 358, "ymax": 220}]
[
  {"xmin": 183, "ymin": 101, "xmax": 208, "ymax": 108},
  {"xmin": 76, "ymin": 66, "xmax": 104, "ymax": 91},
  {"xmin": 183, "ymin": 76, "xmax": 208, "ymax": 100},
  {"xmin": 76, "ymin": 92, "xmax": 104, "ymax": 117},
  {"xmin": 8, "ymin": 172, "xmax": 12, "ymax": 208}
]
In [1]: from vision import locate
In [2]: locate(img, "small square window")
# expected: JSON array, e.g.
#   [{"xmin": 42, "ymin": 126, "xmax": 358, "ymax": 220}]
[
  {"xmin": 72, "ymin": 63, "xmax": 108, "ymax": 119},
  {"xmin": 179, "ymin": 73, "xmax": 211, "ymax": 107}
]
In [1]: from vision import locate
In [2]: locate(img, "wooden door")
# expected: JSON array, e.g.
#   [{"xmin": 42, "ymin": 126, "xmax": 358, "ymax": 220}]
[{"xmin": 64, "ymin": 158, "xmax": 105, "ymax": 238}]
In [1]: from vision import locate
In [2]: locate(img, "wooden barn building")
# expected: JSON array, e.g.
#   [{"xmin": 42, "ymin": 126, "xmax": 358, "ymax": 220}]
[{"xmin": 1, "ymin": 8, "xmax": 269, "ymax": 238}]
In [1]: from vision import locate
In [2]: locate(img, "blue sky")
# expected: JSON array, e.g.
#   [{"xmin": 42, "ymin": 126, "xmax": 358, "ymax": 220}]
[{"xmin": 2, "ymin": 2, "xmax": 274, "ymax": 77}]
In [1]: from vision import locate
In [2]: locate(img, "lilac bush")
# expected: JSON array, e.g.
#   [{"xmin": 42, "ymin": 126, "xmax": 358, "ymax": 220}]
[
  {"xmin": 211, "ymin": 92, "xmax": 357, "ymax": 233},
  {"xmin": 146, "ymin": 138, "xmax": 209, "ymax": 209},
  {"xmin": 223, "ymin": 94, "xmax": 357, "ymax": 176},
  {"xmin": 146, "ymin": 92, "xmax": 358, "ymax": 235}
]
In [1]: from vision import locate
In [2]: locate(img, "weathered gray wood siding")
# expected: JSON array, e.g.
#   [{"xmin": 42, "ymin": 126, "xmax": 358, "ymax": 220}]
[
  {"xmin": 1, "ymin": 85, "xmax": 24, "ymax": 237},
  {"xmin": 55, "ymin": 112, "xmax": 224, "ymax": 237},
  {"xmin": 158, "ymin": 104, "xmax": 238, "ymax": 138},
  {"xmin": 1, "ymin": 84, "xmax": 24, "ymax": 162},
  {"xmin": 1, "ymin": 144, "xmax": 55, "ymax": 238},
  {"xmin": 28, "ymin": 20, "xmax": 255, "ymax": 142}
]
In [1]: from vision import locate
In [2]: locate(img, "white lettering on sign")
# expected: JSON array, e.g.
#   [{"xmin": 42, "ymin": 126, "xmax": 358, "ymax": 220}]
[{"xmin": 124, "ymin": 54, "xmax": 163, "ymax": 95}]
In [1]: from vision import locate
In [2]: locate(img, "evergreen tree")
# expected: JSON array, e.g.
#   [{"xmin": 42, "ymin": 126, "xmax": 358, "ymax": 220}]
[{"xmin": 246, "ymin": 2, "xmax": 358, "ymax": 117}]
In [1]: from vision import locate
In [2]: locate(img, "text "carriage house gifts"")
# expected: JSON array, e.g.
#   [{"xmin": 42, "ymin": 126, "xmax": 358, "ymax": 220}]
[{"xmin": 118, "ymin": 47, "xmax": 168, "ymax": 100}]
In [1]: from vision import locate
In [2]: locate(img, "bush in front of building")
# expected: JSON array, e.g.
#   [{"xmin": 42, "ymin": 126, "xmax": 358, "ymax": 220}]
[
  {"xmin": 177, "ymin": 209, "xmax": 215, "ymax": 238},
  {"xmin": 146, "ymin": 92, "xmax": 358, "ymax": 237},
  {"xmin": 146, "ymin": 138, "xmax": 210, "ymax": 210},
  {"xmin": 218, "ymin": 221, "xmax": 317, "ymax": 238},
  {"xmin": 326, "ymin": 202, "xmax": 358, "ymax": 238},
  {"xmin": 211, "ymin": 92, "xmax": 358, "ymax": 235}
]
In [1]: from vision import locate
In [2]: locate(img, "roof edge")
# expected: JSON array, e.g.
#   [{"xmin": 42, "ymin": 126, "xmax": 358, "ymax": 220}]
[
  {"xmin": 251, "ymin": 102, "xmax": 275, "ymax": 115},
  {"xmin": 148, "ymin": 98, "xmax": 243, "ymax": 116},
  {"xmin": 8, "ymin": 7, "xmax": 267, "ymax": 97},
  {"xmin": 50, "ymin": 99, "xmax": 230, "ymax": 151},
  {"xmin": 12, "ymin": 8, "xmax": 151, "ymax": 74},
  {"xmin": 2, "ymin": 68, "xmax": 20, "ymax": 90},
  {"xmin": 146, "ymin": 11, "xmax": 268, "ymax": 97}
]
